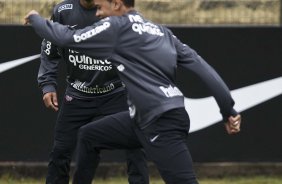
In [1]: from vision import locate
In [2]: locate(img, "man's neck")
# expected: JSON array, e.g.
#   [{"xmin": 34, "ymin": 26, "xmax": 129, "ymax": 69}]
[
  {"xmin": 119, "ymin": 7, "xmax": 135, "ymax": 16},
  {"xmin": 79, "ymin": 0, "xmax": 95, "ymax": 9}
]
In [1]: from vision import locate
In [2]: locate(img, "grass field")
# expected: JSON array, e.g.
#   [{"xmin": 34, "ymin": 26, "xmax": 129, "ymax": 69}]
[{"xmin": 1, "ymin": 176, "xmax": 282, "ymax": 184}]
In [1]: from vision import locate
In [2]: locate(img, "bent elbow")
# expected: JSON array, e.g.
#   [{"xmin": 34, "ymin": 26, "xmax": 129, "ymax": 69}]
[{"xmin": 55, "ymin": 38, "xmax": 71, "ymax": 47}]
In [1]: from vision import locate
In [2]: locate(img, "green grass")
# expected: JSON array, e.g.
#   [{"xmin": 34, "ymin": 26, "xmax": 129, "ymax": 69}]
[
  {"xmin": 1, "ymin": 176, "xmax": 282, "ymax": 184},
  {"xmin": 200, "ymin": 176, "xmax": 282, "ymax": 184}
]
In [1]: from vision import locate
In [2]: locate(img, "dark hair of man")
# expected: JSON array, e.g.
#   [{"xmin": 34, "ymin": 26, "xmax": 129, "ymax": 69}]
[
  {"xmin": 123, "ymin": 0, "xmax": 134, "ymax": 7},
  {"xmin": 107, "ymin": 0, "xmax": 134, "ymax": 7}
]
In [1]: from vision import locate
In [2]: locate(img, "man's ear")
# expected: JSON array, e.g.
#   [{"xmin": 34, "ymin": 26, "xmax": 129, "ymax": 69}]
[{"xmin": 113, "ymin": 0, "xmax": 122, "ymax": 10}]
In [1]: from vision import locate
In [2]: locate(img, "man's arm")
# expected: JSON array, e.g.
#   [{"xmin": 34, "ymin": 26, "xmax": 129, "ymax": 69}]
[
  {"xmin": 38, "ymin": 39, "xmax": 60, "ymax": 111},
  {"xmin": 25, "ymin": 10, "xmax": 116, "ymax": 59},
  {"xmin": 173, "ymin": 35, "xmax": 241, "ymax": 134},
  {"xmin": 38, "ymin": 10, "xmax": 61, "ymax": 112}
]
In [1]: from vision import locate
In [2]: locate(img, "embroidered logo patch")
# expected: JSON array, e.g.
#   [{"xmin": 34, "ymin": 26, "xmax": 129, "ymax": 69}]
[{"xmin": 58, "ymin": 4, "xmax": 73, "ymax": 12}]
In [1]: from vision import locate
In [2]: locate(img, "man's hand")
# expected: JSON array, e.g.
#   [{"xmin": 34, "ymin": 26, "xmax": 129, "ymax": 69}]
[
  {"xmin": 24, "ymin": 10, "xmax": 39, "ymax": 25},
  {"xmin": 43, "ymin": 92, "xmax": 59, "ymax": 112},
  {"xmin": 225, "ymin": 114, "xmax": 241, "ymax": 135}
]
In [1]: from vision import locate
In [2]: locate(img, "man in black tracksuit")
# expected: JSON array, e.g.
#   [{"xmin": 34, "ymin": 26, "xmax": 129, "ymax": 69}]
[
  {"xmin": 26, "ymin": 0, "xmax": 242, "ymax": 183},
  {"xmin": 38, "ymin": 0, "xmax": 148, "ymax": 184}
]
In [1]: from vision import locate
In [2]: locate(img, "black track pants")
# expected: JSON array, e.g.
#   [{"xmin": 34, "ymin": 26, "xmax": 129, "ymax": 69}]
[{"xmin": 73, "ymin": 108, "xmax": 198, "ymax": 184}]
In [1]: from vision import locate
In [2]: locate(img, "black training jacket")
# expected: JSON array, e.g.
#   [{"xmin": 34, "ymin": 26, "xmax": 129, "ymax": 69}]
[
  {"xmin": 30, "ymin": 10, "xmax": 238, "ymax": 128},
  {"xmin": 38, "ymin": 0, "xmax": 124, "ymax": 99}
]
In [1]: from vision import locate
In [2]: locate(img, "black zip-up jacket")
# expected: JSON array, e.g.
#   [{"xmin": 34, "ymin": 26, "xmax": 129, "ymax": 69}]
[
  {"xmin": 38, "ymin": 0, "xmax": 124, "ymax": 99},
  {"xmin": 30, "ymin": 10, "xmax": 238, "ymax": 128}
]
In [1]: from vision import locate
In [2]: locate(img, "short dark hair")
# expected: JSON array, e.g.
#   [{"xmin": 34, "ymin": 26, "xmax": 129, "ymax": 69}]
[
  {"xmin": 123, "ymin": 0, "xmax": 134, "ymax": 7},
  {"xmin": 107, "ymin": 0, "xmax": 134, "ymax": 7}
]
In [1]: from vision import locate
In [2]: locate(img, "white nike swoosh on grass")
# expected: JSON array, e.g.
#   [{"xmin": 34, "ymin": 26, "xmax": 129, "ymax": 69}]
[
  {"xmin": 186, "ymin": 77, "xmax": 282, "ymax": 133},
  {"xmin": 0, "ymin": 54, "xmax": 40, "ymax": 73}
]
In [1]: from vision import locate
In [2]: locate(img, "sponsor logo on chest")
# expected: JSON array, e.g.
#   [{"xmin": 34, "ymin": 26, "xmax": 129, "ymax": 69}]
[{"xmin": 68, "ymin": 49, "xmax": 112, "ymax": 71}]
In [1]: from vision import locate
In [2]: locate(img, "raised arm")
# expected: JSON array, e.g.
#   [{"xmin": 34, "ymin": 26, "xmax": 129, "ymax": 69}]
[{"xmin": 25, "ymin": 10, "xmax": 116, "ymax": 59}]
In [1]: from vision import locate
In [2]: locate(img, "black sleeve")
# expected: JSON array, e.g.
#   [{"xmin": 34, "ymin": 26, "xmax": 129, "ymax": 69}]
[
  {"xmin": 29, "ymin": 15, "xmax": 117, "ymax": 59},
  {"xmin": 173, "ymin": 35, "xmax": 238, "ymax": 121},
  {"xmin": 37, "ymin": 12, "xmax": 61, "ymax": 94}
]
